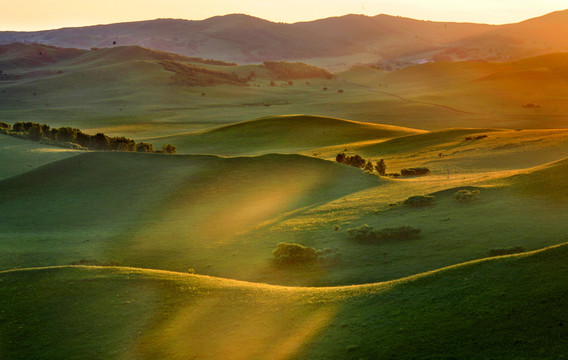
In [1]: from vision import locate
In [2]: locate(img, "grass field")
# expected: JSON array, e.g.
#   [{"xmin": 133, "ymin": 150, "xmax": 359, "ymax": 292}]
[
  {"xmin": 1, "ymin": 242, "xmax": 566, "ymax": 359},
  {"xmin": 2, "ymin": 42, "xmax": 568, "ymax": 359}
]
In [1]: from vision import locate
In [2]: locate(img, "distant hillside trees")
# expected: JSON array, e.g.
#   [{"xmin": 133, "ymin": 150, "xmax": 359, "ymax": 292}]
[
  {"xmin": 262, "ymin": 61, "xmax": 333, "ymax": 80},
  {"xmin": 0, "ymin": 121, "xmax": 176, "ymax": 154},
  {"xmin": 160, "ymin": 60, "xmax": 248, "ymax": 86}
]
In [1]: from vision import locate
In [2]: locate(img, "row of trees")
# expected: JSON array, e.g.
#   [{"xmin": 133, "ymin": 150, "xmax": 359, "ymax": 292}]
[
  {"xmin": 0, "ymin": 121, "xmax": 176, "ymax": 154},
  {"xmin": 336, "ymin": 153, "xmax": 386, "ymax": 175}
]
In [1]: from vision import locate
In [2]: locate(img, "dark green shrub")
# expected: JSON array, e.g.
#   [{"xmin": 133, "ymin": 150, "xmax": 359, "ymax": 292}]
[
  {"xmin": 336, "ymin": 152, "xmax": 346, "ymax": 163},
  {"xmin": 364, "ymin": 160, "xmax": 374, "ymax": 173},
  {"xmin": 273, "ymin": 242, "xmax": 318, "ymax": 265},
  {"xmin": 489, "ymin": 246, "xmax": 525, "ymax": 257},
  {"xmin": 401, "ymin": 167, "xmax": 430, "ymax": 177},
  {"xmin": 346, "ymin": 224, "xmax": 374, "ymax": 241},
  {"xmin": 136, "ymin": 142, "xmax": 155, "ymax": 153},
  {"xmin": 455, "ymin": 189, "xmax": 480, "ymax": 203},
  {"xmin": 273, "ymin": 243, "xmax": 341, "ymax": 266},
  {"xmin": 375, "ymin": 159, "xmax": 386, "ymax": 176},
  {"xmin": 162, "ymin": 144, "xmax": 177, "ymax": 154},
  {"xmin": 403, "ymin": 195, "xmax": 435, "ymax": 207}
]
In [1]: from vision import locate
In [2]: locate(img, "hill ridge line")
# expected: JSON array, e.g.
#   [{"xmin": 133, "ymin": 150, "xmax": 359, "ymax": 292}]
[{"xmin": 2, "ymin": 242, "xmax": 565, "ymax": 291}]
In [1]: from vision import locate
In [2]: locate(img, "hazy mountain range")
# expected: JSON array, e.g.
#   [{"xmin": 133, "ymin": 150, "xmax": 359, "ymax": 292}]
[{"xmin": 1, "ymin": 10, "xmax": 567, "ymax": 67}]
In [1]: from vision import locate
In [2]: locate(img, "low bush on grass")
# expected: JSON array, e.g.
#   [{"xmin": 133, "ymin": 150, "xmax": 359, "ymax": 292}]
[
  {"xmin": 489, "ymin": 246, "xmax": 525, "ymax": 257},
  {"xmin": 401, "ymin": 167, "xmax": 430, "ymax": 177},
  {"xmin": 403, "ymin": 195, "xmax": 435, "ymax": 207},
  {"xmin": 347, "ymin": 225, "xmax": 420, "ymax": 242},
  {"xmin": 272, "ymin": 243, "xmax": 340, "ymax": 266},
  {"xmin": 455, "ymin": 189, "xmax": 480, "ymax": 203}
]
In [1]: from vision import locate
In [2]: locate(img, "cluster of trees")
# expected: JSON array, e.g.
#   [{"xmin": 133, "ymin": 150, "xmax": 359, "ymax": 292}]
[
  {"xmin": 336, "ymin": 153, "xmax": 387, "ymax": 175},
  {"xmin": 0, "ymin": 121, "xmax": 176, "ymax": 154}
]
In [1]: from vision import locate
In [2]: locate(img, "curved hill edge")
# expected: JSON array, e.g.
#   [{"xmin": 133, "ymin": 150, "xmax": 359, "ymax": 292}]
[
  {"xmin": 146, "ymin": 115, "xmax": 426, "ymax": 140},
  {"xmin": 2, "ymin": 242, "xmax": 565, "ymax": 293}
]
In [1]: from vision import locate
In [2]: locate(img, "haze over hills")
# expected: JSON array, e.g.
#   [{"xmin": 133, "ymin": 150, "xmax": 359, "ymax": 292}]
[
  {"xmin": 3, "ymin": 41, "xmax": 568, "ymax": 133},
  {"xmin": 1, "ymin": 10, "xmax": 567, "ymax": 69},
  {"xmin": 2, "ymin": 7, "xmax": 568, "ymax": 359}
]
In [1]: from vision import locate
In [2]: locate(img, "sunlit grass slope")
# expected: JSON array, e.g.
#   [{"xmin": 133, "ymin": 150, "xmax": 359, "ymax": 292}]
[
  {"xmin": 314, "ymin": 128, "xmax": 568, "ymax": 175},
  {"xmin": 0, "ymin": 151, "xmax": 379, "ymax": 275},
  {"xmin": 1, "ymin": 243, "xmax": 566, "ymax": 359},
  {"xmin": 339, "ymin": 54, "xmax": 568, "ymax": 129},
  {"xmin": 0, "ymin": 134, "xmax": 80, "ymax": 180},
  {"xmin": 149, "ymin": 114, "xmax": 424, "ymax": 155},
  {"xmin": 497, "ymin": 157, "xmax": 568, "ymax": 201}
]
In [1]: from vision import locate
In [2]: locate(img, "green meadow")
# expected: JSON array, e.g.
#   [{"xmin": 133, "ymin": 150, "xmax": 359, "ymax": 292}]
[{"xmin": 0, "ymin": 42, "xmax": 567, "ymax": 359}]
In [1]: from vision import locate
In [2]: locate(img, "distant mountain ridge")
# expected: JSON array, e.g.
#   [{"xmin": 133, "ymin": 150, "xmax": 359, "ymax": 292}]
[{"xmin": 1, "ymin": 10, "xmax": 566, "ymax": 67}]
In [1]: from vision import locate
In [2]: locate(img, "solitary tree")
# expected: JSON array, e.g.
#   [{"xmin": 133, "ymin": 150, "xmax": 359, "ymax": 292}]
[
  {"xmin": 162, "ymin": 144, "xmax": 177, "ymax": 154},
  {"xmin": 136, "ymin": 142, "xmax": 154, "ymax": 153},
  {"xmin": 336, "ymin": 152, "xmax": 346, "ymax": 163},
  {"xmin": 364, "ymin": 160, "xmax": 374, "ymax": 173},
  {"xmin": 375, "ymin": 159, "xmax": 387, "ymax": 176}
]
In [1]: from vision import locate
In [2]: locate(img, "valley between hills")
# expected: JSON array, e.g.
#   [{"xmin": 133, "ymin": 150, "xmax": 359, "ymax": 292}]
[{"xmin": 1, "ymin": 10, "xmax": 568, "ymax": 360}]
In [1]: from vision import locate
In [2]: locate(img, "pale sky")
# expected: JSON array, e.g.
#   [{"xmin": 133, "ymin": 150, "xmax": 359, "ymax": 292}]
[{"xmin": 1, "ymin": 0, "xmax": 567, "ymax": 31}]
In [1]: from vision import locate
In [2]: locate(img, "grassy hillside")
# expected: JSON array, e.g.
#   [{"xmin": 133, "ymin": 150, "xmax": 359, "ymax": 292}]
[
  {"xmin": 313, "ymin": 128, "xmax": 568, "ymax": 175},
  {"xmin": 0, "ymin": 134, "xmax": 80, "ymax": 180},
  {"xmin": 1, "ymin": 243, "xmax": 566, "ymax": 359},
  {"xmin": 0, "ymin": 151, "xmax": 379, "ymax": 279},
  {"xmin": 338, "ymin": 54, "xmax": 568, "ymax": 129},
  {"xmin": 0, "ymin": 14, "xmax": 494, "ymax": 65},
  {"xmin": 148, "ymin": 114, "xmax": 425, "ymax": 155},
  {"xmin": 2, "ymin": 137, "xmax": 567, "ymax": 287}
]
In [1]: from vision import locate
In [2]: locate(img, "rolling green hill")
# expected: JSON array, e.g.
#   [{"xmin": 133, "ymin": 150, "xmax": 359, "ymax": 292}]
[
  {"xmin": 148, "ymin": 114, "xmax": 425, "ymax": 155},
  {"xmin": 0, "ymin": 151, "xmax": 379, "ymax": 278},
  {"xmin": 1, "ymin": 242, "xmax": 566, "ymax": 359},
  {"xmin": 0, "ymin": 134, "xmax": 80, "ymax": 180}
]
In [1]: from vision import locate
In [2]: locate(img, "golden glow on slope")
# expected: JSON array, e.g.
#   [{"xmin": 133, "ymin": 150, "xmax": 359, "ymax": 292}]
[
  {"xmin": 2, "ymin": 0, "xmax": 567, "ymax": 30},
  {"xmin": 131, "ymin": 289, "xmax": 337, "ymax": 359}
]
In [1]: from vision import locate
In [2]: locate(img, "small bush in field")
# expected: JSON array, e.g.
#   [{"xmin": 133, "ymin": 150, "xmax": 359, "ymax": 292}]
[
  {"xmin": 273, "ymin": 242, "xmax": 340, "ymax": 266},
  {"xmin": 401, "ymin": 167, "xmax": 430, "ymax": 177},
  {"xmin": 403, "ymin": 195, "xmax": 435, "ymax": 208},
  {"xmin": 455, "ymin": 189, "xmax": 480, "ymax": 203},
  {"xmin": 273, "ymin": 242, "xmax": 318, "ymax": 265}
]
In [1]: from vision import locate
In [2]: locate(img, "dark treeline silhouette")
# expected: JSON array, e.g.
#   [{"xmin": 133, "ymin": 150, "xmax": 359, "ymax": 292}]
[
  {"xmin": 0, "ymin": 121, "xmax": 176, "ymax": 154},
  {"xmin": 336, "ymin": 152, "xmax": 387, "ymax": 176}
]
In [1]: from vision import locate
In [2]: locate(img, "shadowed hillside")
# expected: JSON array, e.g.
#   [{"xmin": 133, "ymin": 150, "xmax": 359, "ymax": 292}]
[
  {"xmin": 149, "ymin": 115, "xmax": 425, "ymax": 155},
  {"xmin": 1, "ymin": 243, "xmax": 566, "ymax": 359},
  {"xmin": 0, "ymin": 151, "xmax": 379, "ymax": 277},
  {"xmin": 0, "ymin": 134, "xmax": 80, "ymax": 180}
]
